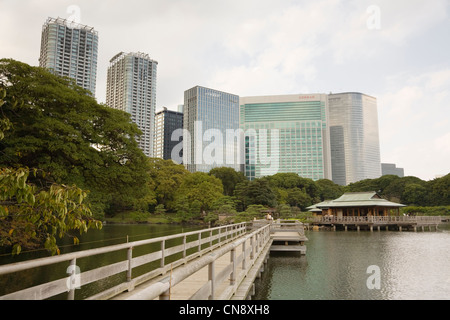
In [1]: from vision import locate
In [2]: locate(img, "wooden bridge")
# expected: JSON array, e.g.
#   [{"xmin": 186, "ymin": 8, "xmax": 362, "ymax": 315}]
[{"xmin": 0, "ymin": 220, "xmax": 306, "ymax": 301}]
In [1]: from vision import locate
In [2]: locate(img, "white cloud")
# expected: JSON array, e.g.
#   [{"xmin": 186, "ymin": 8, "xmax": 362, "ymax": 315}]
[{"xmin": 378, "ymin": 68, "xmax": 450, "ymax": 180}]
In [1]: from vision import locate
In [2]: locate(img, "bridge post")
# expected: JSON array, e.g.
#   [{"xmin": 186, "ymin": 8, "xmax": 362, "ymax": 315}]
[
  {"xmin": 208, "ymin": 261, "xmax": 215, "ymax": 300},
  {"xmin": 250, "ymin": 235, "xmax": 254, "ymax": 260},
  {"xmin": 67, "ymin": 258, "xmax": 77, "ymax": 300},
  {"xmin": 230, "ymin": 248, "xmax": 236, "ymax": 286},
  {"xmin": 209, "ymin": 230, "xmax": 213, "ymax": 248},
  {"xmin": 242, "ymin": 241, "xmax": 247, "ymax": 270},
  {"xmin": 127, "ymin": 247, "xmax": 133, "ymax": 282},
  {"xmin": 161, "ymin": 240, "xmax": 165, "ymax": 268},
  {"xmin": 183, "ymin": 235, "xmax": 187, "ymax": 261}
]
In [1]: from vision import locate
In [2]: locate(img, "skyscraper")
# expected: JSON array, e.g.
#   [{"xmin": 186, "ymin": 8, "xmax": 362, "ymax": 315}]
[
  {"xmin": 154, "ymin": 107, "xmax": 184, "ymax": 162},
  {"xmin": 240, "ymin": 94, "xmax": 332, "ymax": 181},
  {"xmin": 39, "ymin": 17, "xmax": 98, "ymax": 95},
  {"xmin": 106, "ymin": 52, "xmax": 158, "ymax": 157},
  {"xmin": 328, "ymin": 92, "xmax": 381, "ymax": 185},
  {"xmin": 183, "ymin": 86, "xmax": 241, "ymax": 173}
]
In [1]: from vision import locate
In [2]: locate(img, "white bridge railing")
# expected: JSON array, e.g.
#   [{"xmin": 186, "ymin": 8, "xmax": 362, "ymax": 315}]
[
  {"xmin": 0, "ymin": 222, "xmax": 267, "ymax": 300},
  {"xmin": 313, "ymin": 215, "xmax": 442, "ymax": 224}
]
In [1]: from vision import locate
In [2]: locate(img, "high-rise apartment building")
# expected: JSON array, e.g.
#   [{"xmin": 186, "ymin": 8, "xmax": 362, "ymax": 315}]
[
  {"xmin": 154, "ymin": 107, "xmax": 184, "ymax": 162},
  {"xmin": 39, "ymin": 17, "xmax": 99, "ymax": 95},
  {"xmin": 183, "ymin": 86, "xmax": 241, "ymax": 173},
  {"xmin": 106, "ymin": 52, "xmax": 158, "ymax": 157},
  {"xmin": 328, "ymin": 92, "xmax": 381, "ymax": 185},
  {"xmin": 240, "ymin": 94, "xmax": 332, "ymax": 181}
]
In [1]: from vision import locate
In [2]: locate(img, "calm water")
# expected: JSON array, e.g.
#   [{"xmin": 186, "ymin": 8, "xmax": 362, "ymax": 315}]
[{"xmin": 255, "ymin": 223, "xmax": 450, "ymax": 300}]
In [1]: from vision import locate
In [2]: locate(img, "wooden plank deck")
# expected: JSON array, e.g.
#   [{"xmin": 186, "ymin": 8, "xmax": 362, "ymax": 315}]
[{"xmin": 110, "ymin": 225, "xmax": 272, "ymax": 300}]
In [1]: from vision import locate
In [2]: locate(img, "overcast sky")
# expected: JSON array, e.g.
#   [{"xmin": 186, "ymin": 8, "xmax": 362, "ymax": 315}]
[{"xmin": 1, "ymin": 0, "xmax": 449, "ymax": 181}]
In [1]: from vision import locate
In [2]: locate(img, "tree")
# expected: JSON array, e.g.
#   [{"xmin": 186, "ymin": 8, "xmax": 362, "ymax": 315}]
[
  {"xmin": 234, "ymin": 178, "xmax": 277, "ymax": 211},
  {"xmin": 147, "ymin": 158, "xmax": 189, "ymax": 212},
  {"xmin": 0, "ymin": 78, "xmax": 102, "ymax": 256},
  {"xmin": 316, "ymin": 179, "xmax": 344, "ymax": 200},
  {"xmin": 174, "ymin": 172, "xmax": 224, "ymax": 220},
  {"xmin": 209, "ymin": 167, "xmax": 246, "ymax": 196},
  {"xmin": 286, "ymin": 187, "xmax": 312, "ymax": 210},
  {"xmin": 266, "ymin": 173, "xmax": 321, "ymax": 201},
  {"xmin": 0, "ymin": 59, "xmax": 151, "ymax": 218},
  {"xmin": 427, "ymin": 174, "xmax": 450, "ymax": 206}
]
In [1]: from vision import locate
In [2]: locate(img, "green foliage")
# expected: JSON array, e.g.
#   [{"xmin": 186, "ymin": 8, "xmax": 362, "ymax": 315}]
[
  {"xmin": 277, "ymin": 204, "xmax": 292, "ymax": 219},
  {"xmin": 0, "ymin": 59, "xmax": 151, "ymax": 218},
  {"xmin": 0, "ymin": 168, "xmax": 102, "ymax": 255},
  {"xmin": 209, "ymin": 167, "xmax": 246, "ymax": 196},
  {"xmin": 147, "ymin": 158, "xmax": 189, "ymax": 212},
  {"xmin": 233, "ymin": 204, "xmax": 267, "ymax": 223},
  {"xmin": 346, "ymin": 173, "xmax": 450, "ymax": 206},
  {"xmin": 234, "ymin": 178, "xmax": 277, "ymax": 211},
  {"xmin": 174, "ymin": 172, "xmax": 224, "ymax": 221},
  {"xmin": 401, "ymin": 206, "xmax": 450, "ymax": 216}
]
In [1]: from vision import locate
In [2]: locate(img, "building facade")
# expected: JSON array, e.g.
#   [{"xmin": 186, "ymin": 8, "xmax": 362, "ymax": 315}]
[
  {"xmin": 240, "ymin": 94, "xmax": 332, "ymax": 181},
  {"xmin": 39, "ymin": 17, "xmax": 99, "ymax": 95},
  {"xmin": 183, "ymin": 86, "xmax": 241, "ymax": 173},
  {"xmin": 154, "ymin": 107, "xmax": 184, "ymax": 162},
  {"xmin": 328, "ymin": 93, "xmax": 381, "ymax": 185},
  {"xmin": 106, "ymin": 52, "xmax": 158, "ymax": 157},
  {"xmin": 381, "ymin": 163, "xmax": 404, "ymax": 177}
]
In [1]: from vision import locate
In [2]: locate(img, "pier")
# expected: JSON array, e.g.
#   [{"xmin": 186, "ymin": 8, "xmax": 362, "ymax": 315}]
[{"xmin": 0, "ymin": 220, "xmax": 306, "ymax": 300}]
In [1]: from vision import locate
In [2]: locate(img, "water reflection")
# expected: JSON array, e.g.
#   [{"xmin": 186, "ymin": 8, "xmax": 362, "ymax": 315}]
[{"xmin": 255, "ymin": 224, "xmax": 450, "ymax": 300}]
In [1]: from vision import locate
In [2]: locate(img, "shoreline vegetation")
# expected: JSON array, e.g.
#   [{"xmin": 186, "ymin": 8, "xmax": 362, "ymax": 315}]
[{"xmin": 1, "ymin": 59, "xmax": 449, "ymax": 256}]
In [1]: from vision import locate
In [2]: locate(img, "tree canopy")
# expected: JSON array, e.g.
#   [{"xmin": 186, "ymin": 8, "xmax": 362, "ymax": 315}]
[{"xmin": 0, "ymin": 59, "xmax": 151, "ymax": 218}]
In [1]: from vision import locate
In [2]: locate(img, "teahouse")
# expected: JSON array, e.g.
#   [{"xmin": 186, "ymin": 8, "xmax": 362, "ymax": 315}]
[{"xmin": 308, "ymin": 192, "xmax": 406, "ymax": 217}]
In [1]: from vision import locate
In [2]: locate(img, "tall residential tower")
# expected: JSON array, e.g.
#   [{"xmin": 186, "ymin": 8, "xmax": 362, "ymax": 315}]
[
  {"xmin": 106, "ymin": 52, "xmax": 158, "ymax": 157},
  {"xmin": 39, "ymin": 17, "xmax": 99, "ymax": 95}
]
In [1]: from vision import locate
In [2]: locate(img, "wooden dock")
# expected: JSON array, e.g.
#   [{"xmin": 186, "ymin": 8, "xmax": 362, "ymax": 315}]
[{"xmin": 270, "ymin": 220, "xmax": 308, "ymax": 254}]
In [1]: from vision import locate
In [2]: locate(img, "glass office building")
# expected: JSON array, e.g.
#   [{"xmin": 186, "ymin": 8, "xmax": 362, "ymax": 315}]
[
  {"xmin": 106, "ymin": 52, "xmax": 158, "ymax": 157},
  {"xmin": 183, "ymin": 86, "xmax": 241, "ymax": 173},
  {"xmin": 240, "ymin": 94, "xmax": 331, "ymax": 181},
  {"xmin": 154, "ymin": 107, "xmax": 184, "ymax": 162},
  {"xmin": 328, "ymin": 93, "xmax": 381, "ymax": 185},
  {"xmin": 39, "ymin": 17, "xmax": 98, "ymax": 95}
]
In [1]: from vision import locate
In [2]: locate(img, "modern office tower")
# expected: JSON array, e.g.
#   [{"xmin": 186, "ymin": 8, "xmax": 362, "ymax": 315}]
[
  {"xmin": 154, "ymin": 107, "xmax": 184, "ymax": 162},
  {"xmin": 240, "ymin": 94, "xmax": 332, "ymax": 181},
  {"xmin": 183, "ymin": 86, "xmax": 241, "ymax": 173},
  {"xmin": 328, "ymin": 92, "xmax": 381, "ymax": 185},
  {"xmin": 381, "ymin": 163, "xmax": 404, "ymax": 177},
  {"xmin": 106, "ymin": 52, "xmax": 158, "ymax": 157},
  {"xmin": 39, "ymin": 17, "xmax": 99, "ymax": 95}
]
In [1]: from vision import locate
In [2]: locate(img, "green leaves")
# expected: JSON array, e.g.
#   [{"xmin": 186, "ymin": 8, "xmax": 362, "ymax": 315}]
[
  {"xmin": 0, "ymin": 59, "xmax": 152, "ymax": 219},
  {"xmin": 0, "ymin": 167, "xmax": 102, "ymax": 256}
]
